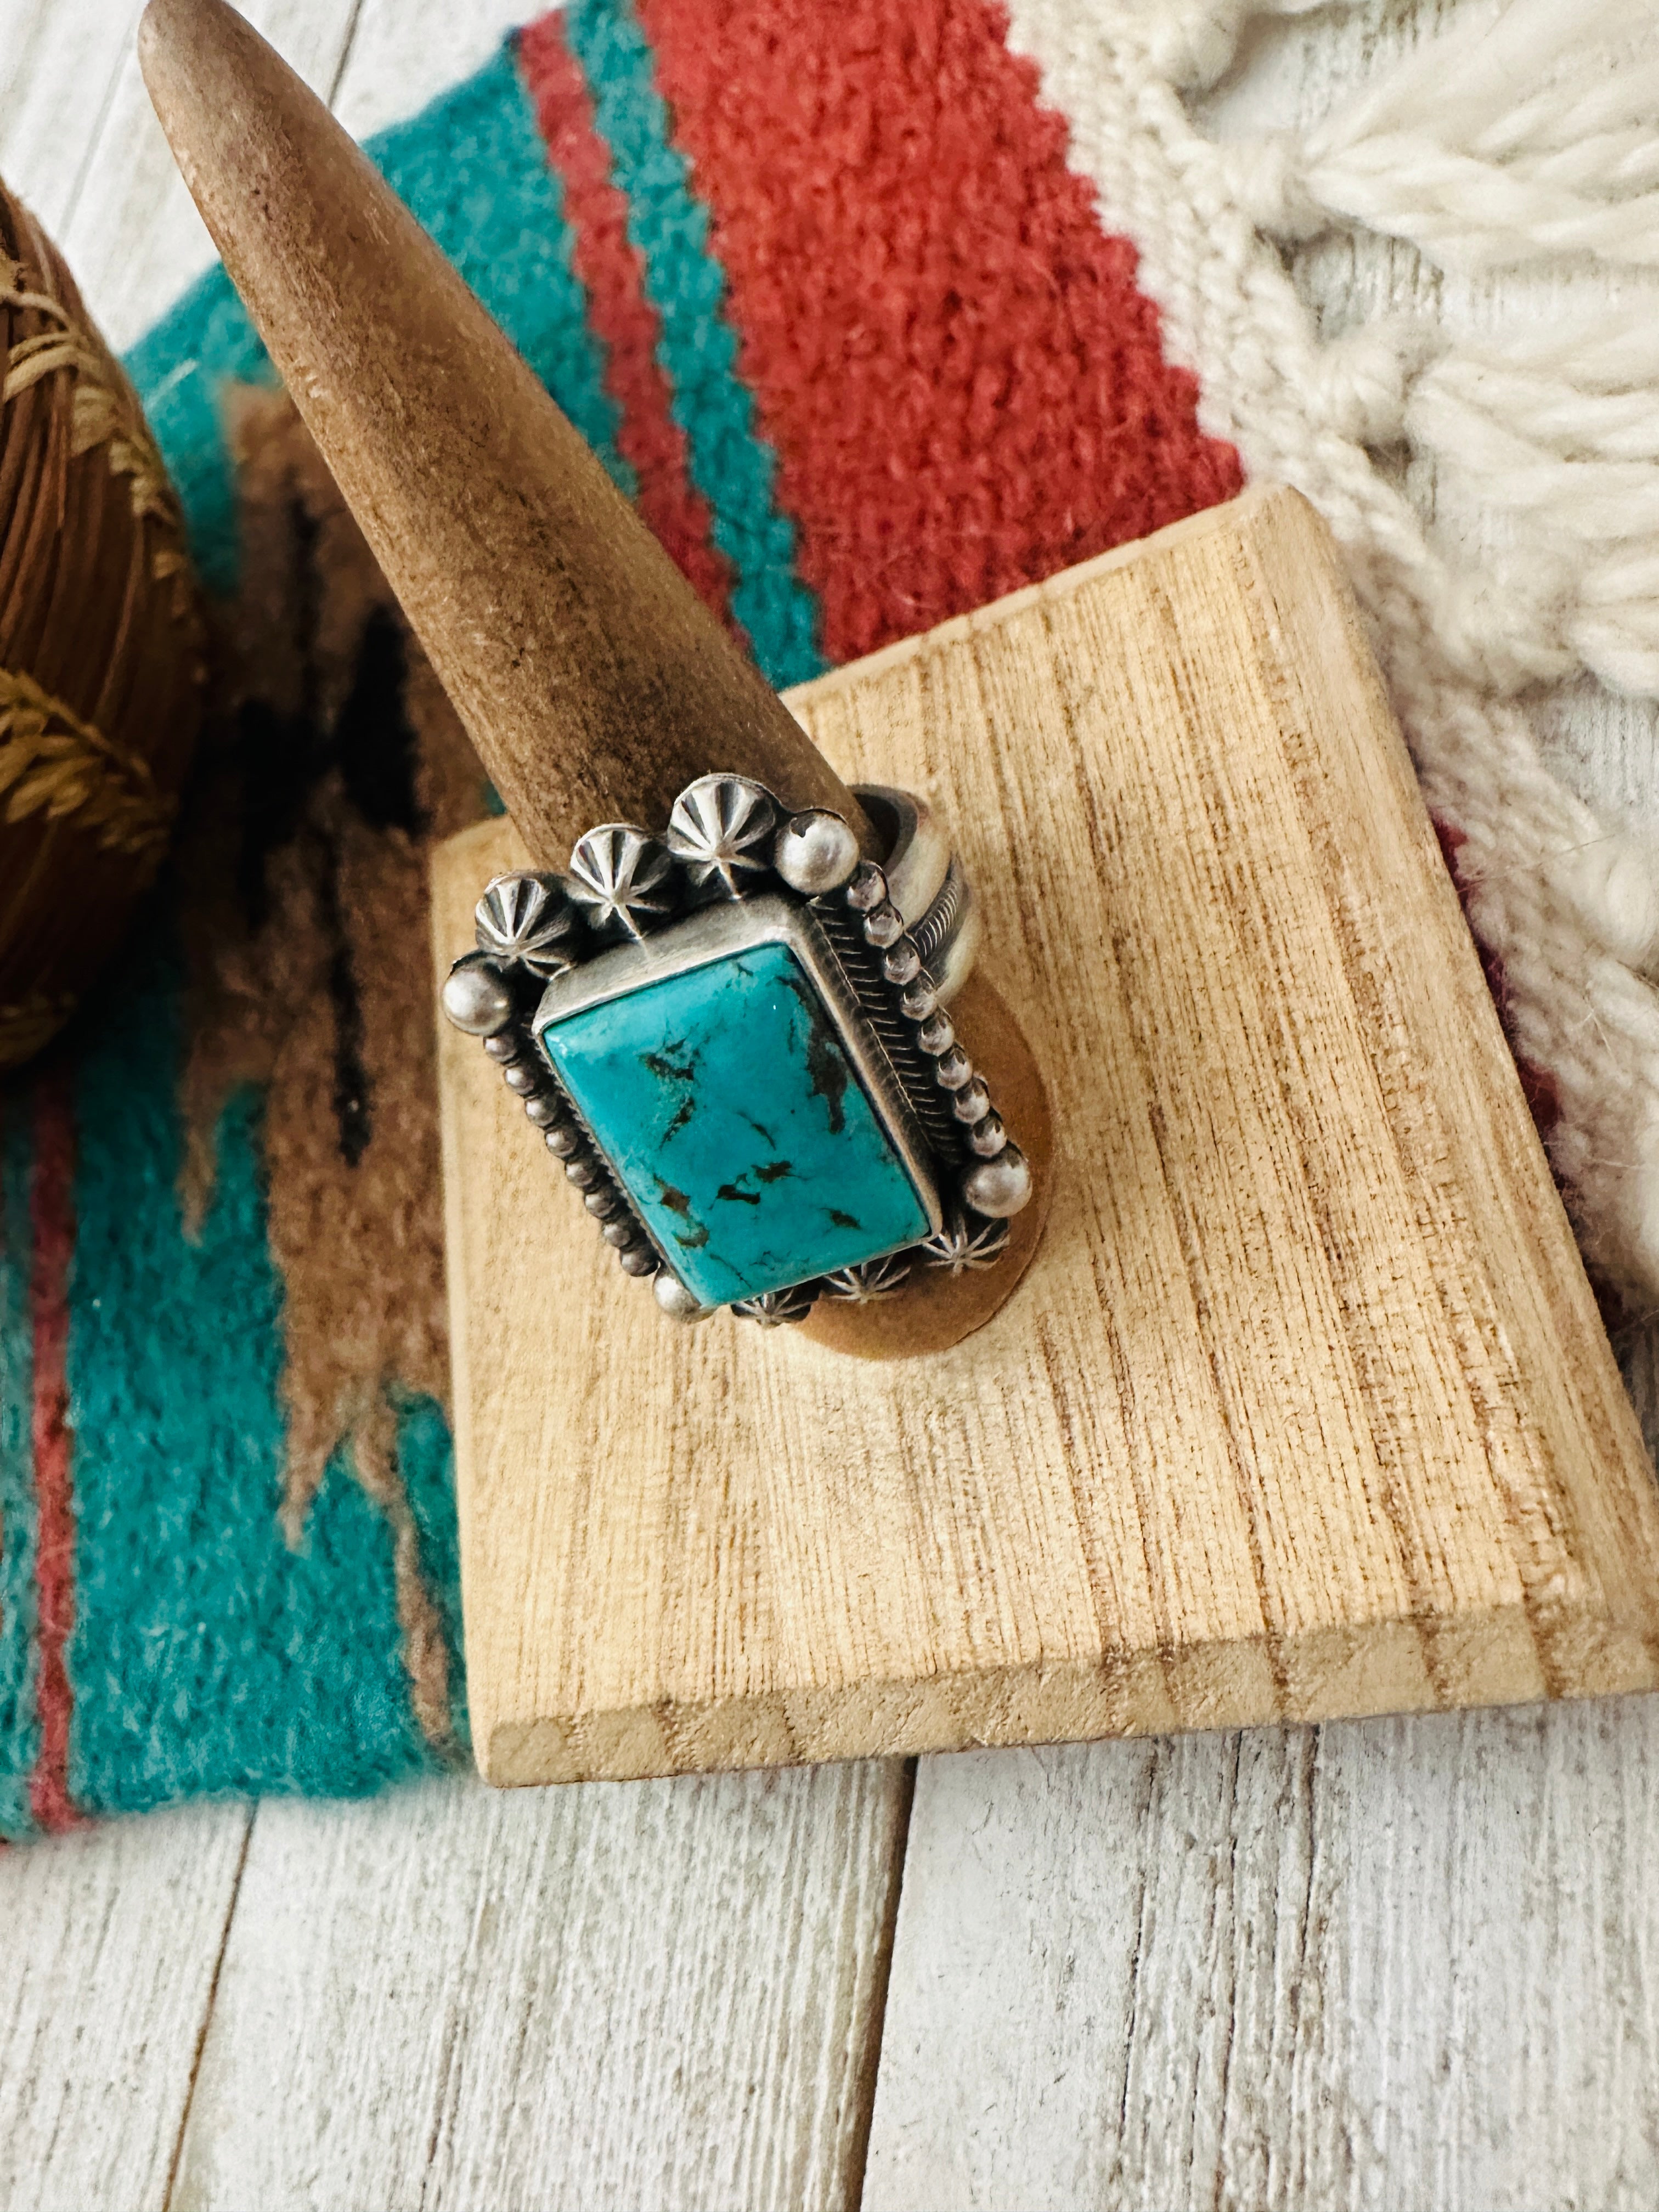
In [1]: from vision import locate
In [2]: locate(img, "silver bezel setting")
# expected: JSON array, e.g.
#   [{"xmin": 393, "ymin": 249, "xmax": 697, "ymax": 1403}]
[
  {"xmin": 442, "ymin": 775, "xmax": 1029, "ymax": 1325},
  {"xmin": 533, "ymin": 894, "xmax": 944, "ymax": 1267}
]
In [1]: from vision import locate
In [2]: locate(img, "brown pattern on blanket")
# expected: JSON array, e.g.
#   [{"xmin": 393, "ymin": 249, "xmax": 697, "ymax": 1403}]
[{"xmin": 174, "ymin": 391, "xmax": 488, "ymax": 1743}]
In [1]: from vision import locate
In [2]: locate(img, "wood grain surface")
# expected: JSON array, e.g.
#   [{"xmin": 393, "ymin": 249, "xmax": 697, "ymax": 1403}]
[
  {"xmin": 435, "ymin": 483, "xmax": 1659, "ymax": 1786},
  {"xmin": 5, "ymin": 3, "xmax": 1659, "ymax": 2208}
]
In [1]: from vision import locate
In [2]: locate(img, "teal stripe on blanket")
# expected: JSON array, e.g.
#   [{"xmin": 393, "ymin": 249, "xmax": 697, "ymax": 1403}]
[
  {"xmin": 560, "ymin": 0, "xmax": 827, "ymax": 690},
  {"xmin": 61, "ymin": 940, "xmax": 453, "ymax": 1816},
  {"xmin": 398, "ymin": 1390, "xmax": 469, "ymax": 1754},
  {"xmin": 126, "ymin": 43, "xmax": 629, "ymax": 595},
  {"xmin": 0, "ymin": 1102, "xmax": 41, "ymax": 1840}
]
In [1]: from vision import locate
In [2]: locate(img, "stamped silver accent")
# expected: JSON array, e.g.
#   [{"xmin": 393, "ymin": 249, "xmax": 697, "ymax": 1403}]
[
  {"xmin": 568, "ymin": 825, "xmax": 678, "ymax": 941},
  {"xmin": 732, "ymin": 1284, "xmax": 817, "ymax": 1326},
  {"xmin": 667, "ymin": 774, "xmax": 777, "ymax": 900},
  {"xmin": 822, "ymin": 1254, "xmax": 912, "ymax": 1302},
  {"xmin": 922, "ymin": 1212, "xmax": 1009, "ymax": 1275},
  {"xmin": 475, "ymin": 871, "xmax": 580, "ymax": 977}
]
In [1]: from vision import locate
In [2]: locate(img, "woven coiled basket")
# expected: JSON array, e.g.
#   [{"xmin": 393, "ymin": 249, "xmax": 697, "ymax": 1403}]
[{"xmin": 0, "ymin": 178, "xmax": 204, "ymax": 1070}]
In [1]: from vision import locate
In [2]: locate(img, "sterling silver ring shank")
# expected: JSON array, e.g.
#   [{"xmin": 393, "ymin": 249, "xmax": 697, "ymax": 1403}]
[
  {"xmin": 855, "ymin": 786, "xmax": 981, "ymax": 1007},
  {"xmin": 441, "ymin": 774, "xmax": 1025, "ymax": 1327}
]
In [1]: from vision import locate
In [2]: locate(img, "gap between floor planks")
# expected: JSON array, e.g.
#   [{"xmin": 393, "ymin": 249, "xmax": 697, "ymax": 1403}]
[{"xmin": 165, "ymin": 1761, "xmax": 912, "ymax": 2212}]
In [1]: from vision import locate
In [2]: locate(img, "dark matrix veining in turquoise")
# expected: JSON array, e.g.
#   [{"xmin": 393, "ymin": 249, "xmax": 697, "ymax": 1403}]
[{"xmin": 538, "ymin": 943, "xmax": 932, "ymax": 1307}]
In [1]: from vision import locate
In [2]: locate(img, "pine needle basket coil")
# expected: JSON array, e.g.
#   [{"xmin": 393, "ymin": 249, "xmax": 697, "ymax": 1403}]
[{"xmin": 0, "ymin": 177, "xmax": 205, "ymax": 1070}]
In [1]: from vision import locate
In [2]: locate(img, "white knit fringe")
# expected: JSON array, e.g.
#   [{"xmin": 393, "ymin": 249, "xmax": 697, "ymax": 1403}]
[
  {"xmin": 1218, "ymin": 0, "xmax": 1659, "ymax": 271},
  {"xmin": 1295, "ymin": 309, "xmax": 1659, "ymax": 705},
  {"xmin": 1002, "ymin": 0, "xmax": 1659, "ymax": 1299},
  {"xmin": 1099, "ymin": 0, "xmax": 1339, "ymax": 93}
]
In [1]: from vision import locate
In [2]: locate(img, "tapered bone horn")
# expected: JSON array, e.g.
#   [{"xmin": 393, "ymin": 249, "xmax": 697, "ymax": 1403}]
[
  {"xmin": 139, "ymin": 0, "xmax": 1051, "ymax": 1358},
  {"xmin": 137, "ymin": 0, "xmax": 869, "ymax": 864}
]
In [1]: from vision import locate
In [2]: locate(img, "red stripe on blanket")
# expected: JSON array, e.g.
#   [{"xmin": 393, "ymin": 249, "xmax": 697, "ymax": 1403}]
[
  {"xmin": 518, "ymin": 12, "xmax": 736, "ymax": 621},
  {"xmin": 634, "ymin": 0, "xmax": 1243, "ymax": 664},
  {"xmin": 30, "ymin": 1070, "xmax": 80, "ymax": 1833}
]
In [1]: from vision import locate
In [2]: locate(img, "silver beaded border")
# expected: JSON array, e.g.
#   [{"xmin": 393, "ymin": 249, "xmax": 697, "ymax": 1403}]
[{"xmin": 441, "ymin": 774, "xmax": 1030, "ymax": 1325}]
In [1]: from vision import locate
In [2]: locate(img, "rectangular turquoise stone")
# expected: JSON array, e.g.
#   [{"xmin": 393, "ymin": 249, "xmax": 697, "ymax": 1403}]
[{"xmin": 538, "ymin": 941, "xmax": 932, "ymax": 1307}]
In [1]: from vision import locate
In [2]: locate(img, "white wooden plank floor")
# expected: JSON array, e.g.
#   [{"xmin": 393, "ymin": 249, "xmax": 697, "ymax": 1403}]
[
  {"xmin": 866, "ymin": 1701, "xmax": 1659, "ymax": 2211},
  {"xmin": 3, "ymin": 2, "xmax": 1658, "ymax": 2206},
  {"xmin": 0, "ymin": 1802, "xmax": 250, "ymax": 2212},
  {"xmin": 169, "ymin": 1764, "xmax": 908, "ymax": 2211}
]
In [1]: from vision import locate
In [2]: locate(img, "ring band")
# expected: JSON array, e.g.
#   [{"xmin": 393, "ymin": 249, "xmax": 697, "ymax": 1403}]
[
  {"xmin": 858, "ymin": 787, "xmax": 979, "ymax": 1005},
  {"xmin": 442, "ymin": 774, "xmax": 1028, "ymax": 1325}
]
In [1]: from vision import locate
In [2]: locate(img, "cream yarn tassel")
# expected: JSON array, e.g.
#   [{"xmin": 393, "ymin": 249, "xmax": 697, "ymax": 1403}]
[
  {"xmin": 1222, "ymin": 0, "xmax": 1659, "ymax": 270},
  {"xmin": 1305, "ymin": 313, "xmax": 1659, "ymax": 702}
]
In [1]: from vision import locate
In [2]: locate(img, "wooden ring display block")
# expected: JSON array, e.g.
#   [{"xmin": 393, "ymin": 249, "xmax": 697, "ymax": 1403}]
[{"xmin": 433, "ymin": 487, "xmax": 1659, "ymax": 1787}]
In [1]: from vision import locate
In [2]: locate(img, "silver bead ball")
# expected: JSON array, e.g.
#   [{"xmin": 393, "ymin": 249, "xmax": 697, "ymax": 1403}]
[
  {"xmin": 774, "ymin": 810, "xmax": 860, "ymax": 897},
  {"xmin": 962, "ymin": 1144, "xmax": 1032, "ymax": 1218},
  {"xmin": 653, "ymin": 1269, "xmax": 709, "ymax": 1321},
  {"xmin": 952, "ymin": 1078, "xmax": 992, "ymax": 1124},
  {"xmin": 441, "ymin": 957, "xmax": 515, "ymax": 1036},
  {"xmin": 883, "ymin": 936, "xmax": 922, "ymax": 985},
  {"xmin": 968, "ymin": 1110, "xmax": 1007, "ymax": 1158}
]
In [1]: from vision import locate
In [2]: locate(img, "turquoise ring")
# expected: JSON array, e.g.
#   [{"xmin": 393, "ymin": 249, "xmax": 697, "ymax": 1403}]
[{"xmin": 441, "ymin": 775, "xmax": 1029, "ymax": 1326}]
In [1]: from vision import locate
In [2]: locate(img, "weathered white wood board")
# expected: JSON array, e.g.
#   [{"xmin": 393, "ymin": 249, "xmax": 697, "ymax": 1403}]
[
  {"xmin": 331, "ymin": 0, "xmax": 532, "ymax": 143},
  {"xmin": 0, "ymin": 0, "xmax": 146, "ymax": 235},
  {"xmin": 168, "ymin": 1763, "xmax": 908, "ymax": 2212},
  {"xmin": 0, "ymin": 1803, "xmax": 251, "ymax": 2212},
  {"xmin": 865, "ymin": 1698, "xmax": 1659, "ymax": 2212}
]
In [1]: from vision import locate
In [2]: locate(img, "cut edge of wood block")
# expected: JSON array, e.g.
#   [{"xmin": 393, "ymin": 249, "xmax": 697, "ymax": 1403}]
[
  {"xmin": 475, "ymin": 1596, "xmax": 1659, "ymax": 1787},
  {"xmin": 436, "ymin": 486, "xmax": 1659, "ymax": 1787}
]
